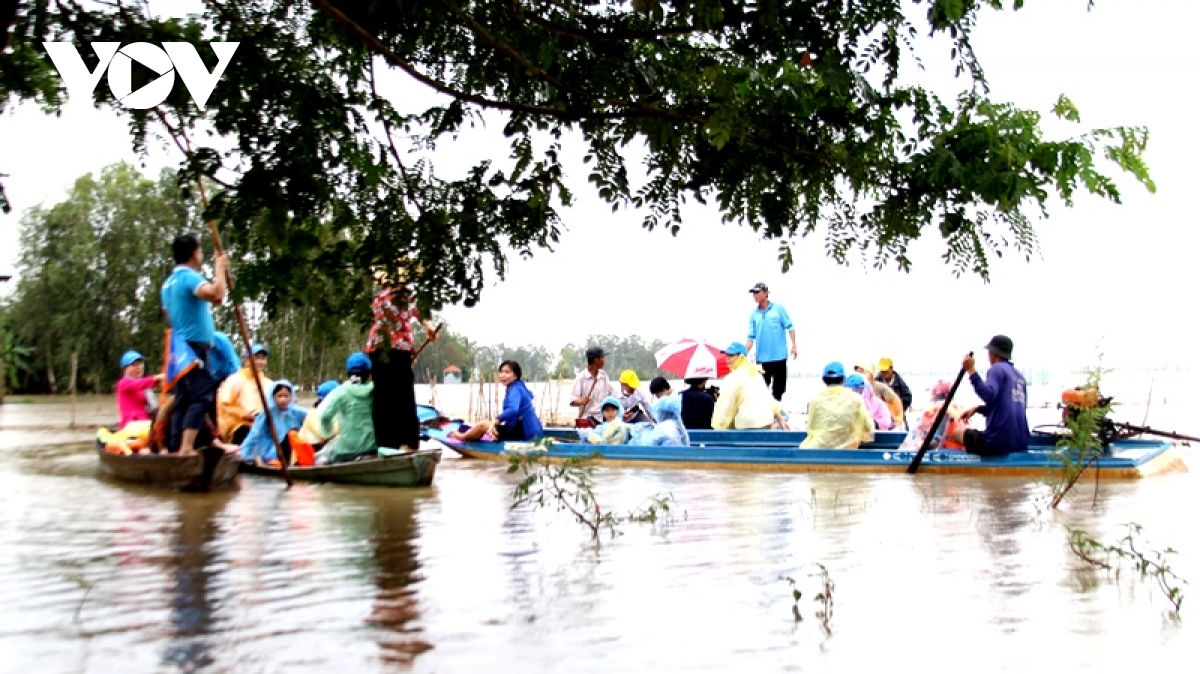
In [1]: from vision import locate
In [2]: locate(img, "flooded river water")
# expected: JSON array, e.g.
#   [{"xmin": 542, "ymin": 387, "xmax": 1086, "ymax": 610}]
[{"xmin": 1, "ymin": 400, "xmax": 1197, "ymax": 673}]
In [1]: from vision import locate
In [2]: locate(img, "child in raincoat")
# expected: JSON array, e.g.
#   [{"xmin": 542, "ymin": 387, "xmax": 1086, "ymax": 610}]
[
  {"xmin": 630, "ymin": 394, "xmax": 690, "ymax": 446},
  {"xmin": 898, "ymin": 381, "xmax": 966, "ymax": 451},
  {"xmin": 578, "ymin": 396, "xmax": 631, "ymax": 444},
  {"xmin": 845, "ymin": 373, "xmax": 894, "ymax": 431},
  {"xmin": 316, "ymin": 353, "xmax": 378, "ymax": 465},
  {"xmin": 238, "ymin": 380, "xmax": 309, "ymax": 466}
]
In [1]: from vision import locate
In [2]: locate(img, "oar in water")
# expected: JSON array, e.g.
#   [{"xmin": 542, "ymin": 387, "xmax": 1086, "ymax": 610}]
[{"xmin": 906, "ymin": 351, "xmax": 973, "ymax": 475}]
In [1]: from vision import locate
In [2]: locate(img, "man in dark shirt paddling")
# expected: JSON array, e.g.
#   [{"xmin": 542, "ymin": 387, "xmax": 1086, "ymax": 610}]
[{"xmin": 947, "ymin": 335, "xmax": 1031, "ymax": 456}]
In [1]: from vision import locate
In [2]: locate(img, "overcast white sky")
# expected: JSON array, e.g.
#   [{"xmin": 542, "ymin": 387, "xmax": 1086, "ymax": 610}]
[{"xmin": 1, "ymin": 0, "xmax": 1195, "ymax": 375}]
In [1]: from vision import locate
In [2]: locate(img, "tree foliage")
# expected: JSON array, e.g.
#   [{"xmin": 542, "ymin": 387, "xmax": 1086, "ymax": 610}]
[
  {"xmin": 7, "ymin": 163, "xmax": 189, "ymax": 392},
  {"xmin": 1, "ymin": 0, "xmax": 1155, "ymax": 316}
]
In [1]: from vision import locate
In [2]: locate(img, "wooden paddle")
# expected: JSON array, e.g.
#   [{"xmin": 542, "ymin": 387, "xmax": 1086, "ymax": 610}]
[
  {"xmin": 575, "ymin": 374, "xmax": 601, "ymax": 428},
  {"xmin": 906, "ymin": 351, "xmax": 973, "ymax": 475}
]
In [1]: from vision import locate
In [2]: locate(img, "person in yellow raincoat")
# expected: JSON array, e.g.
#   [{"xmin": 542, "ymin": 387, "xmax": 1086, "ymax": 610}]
[
  {"xmin": 711, "ymin": 342, "xmax": 782, "ymax": 430},
  {"xmin": 216, "ymin": 343, "xmax": 273, "ymax": 443},
  {"xmin": 800, "ymin": 362, "xmax": 875, "ymax": 449}
]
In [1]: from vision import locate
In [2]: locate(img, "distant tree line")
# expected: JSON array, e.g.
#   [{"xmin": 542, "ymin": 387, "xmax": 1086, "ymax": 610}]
[{"xmin": 0, "ymin": 164, "xmax": 672, "ymax": 396}]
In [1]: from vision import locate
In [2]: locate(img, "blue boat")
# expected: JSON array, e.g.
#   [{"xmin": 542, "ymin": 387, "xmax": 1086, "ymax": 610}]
[{"xmin": 426, "ymin": 426, "xmax": 1187, "ymax": 479}]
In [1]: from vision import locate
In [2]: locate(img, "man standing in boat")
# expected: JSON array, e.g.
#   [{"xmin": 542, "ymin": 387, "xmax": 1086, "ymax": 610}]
[
  {"xmin": 570, "ymin": 346, "xmax": 615, "ymax": 426},
  {"xmin": 947, "ymin": 335, "xmax": 1031, "ymax": 456},
  {"xmin": 160, "ymin": 234, "xmax": 228, "ymax": 456},
  {"xmin": 745, "ymin": 282, "xmax": 796, "ymax": 402}
]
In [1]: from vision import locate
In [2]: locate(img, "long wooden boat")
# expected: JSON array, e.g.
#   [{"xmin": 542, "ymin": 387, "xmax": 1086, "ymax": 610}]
[
  {"xmin": 94, "ymin": 440, "xmax": 241, "ymax": 492},
  {"xmin": 427, "ymin": 427, "xmax": 1187, "ymax": 479},
  {"xmin": 238, "ymin": 448, "xmax": 442, "ymax": 487}
]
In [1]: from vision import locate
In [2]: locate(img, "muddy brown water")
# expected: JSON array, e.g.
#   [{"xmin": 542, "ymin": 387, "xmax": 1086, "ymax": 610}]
[{"xmin": 1, "ymin": 400, "xmax": 1197, "ymax": 673}]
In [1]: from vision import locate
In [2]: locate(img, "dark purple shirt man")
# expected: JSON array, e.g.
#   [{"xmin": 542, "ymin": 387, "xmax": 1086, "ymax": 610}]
[{"xmin": 949, "ymin": 335, "xmax": 1030, "ymax": 455}]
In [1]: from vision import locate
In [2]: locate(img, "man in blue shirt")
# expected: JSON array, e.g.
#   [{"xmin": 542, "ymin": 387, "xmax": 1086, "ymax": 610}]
[
  {"xmin": 948, "ymin": 335, "xmax": 1031, "ymax": 455},
  {"xmin": 160, "ymin": 234, "xmax": 228, "ymax": 455},
  {"xmin": 744, "ymin": 282, "xmax": 797, "ymax": 402}
]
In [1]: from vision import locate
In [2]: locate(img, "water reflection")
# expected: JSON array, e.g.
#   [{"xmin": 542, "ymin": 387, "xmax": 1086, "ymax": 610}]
[
  {"xmin": 161, "ymin": 492, "xmax": 233, "ymax": 673},
  {"xmin": 361, "ymin": 491, "xmax": 433, "ymax": 666}
]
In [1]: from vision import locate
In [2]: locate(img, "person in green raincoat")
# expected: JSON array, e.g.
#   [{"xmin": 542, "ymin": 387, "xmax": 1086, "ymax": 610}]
[{"xmin": 315, "ymin": 352, "xmax": 378, "ymax": 464}]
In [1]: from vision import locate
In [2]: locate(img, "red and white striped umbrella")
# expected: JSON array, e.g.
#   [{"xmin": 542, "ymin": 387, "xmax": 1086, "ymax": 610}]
[{"xmin": 654, "ymin": 339, "xmax": 731, "ymax": 379}]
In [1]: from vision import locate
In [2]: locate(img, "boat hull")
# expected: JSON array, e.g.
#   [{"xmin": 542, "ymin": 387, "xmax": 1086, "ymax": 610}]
[
  {"xmin": 238, "ymin": 448, "xmax": 442, "ymax": 487},
  {"xmin": 95, "ymin": 441, "xmax": 241, "ymax": 492},
  {"xmin": 429, "ymin": 428, "xmax": 1186, "ymax": 479}
]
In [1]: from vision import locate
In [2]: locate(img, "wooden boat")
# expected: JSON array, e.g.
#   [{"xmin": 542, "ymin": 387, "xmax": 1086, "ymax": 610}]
[
  {"xmin": 238, "ymin": 448, "xmax": 442, "ymax": 487},
  {"xmin": 94, "ymin": 440, "xmax": 241, "ymax": 492},
  {"xmin": 427, "ymin": 427, "xmax": 1187, "ymax": 479}
]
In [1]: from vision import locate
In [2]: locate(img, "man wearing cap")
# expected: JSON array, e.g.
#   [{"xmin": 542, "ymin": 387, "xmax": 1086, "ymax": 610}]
[
  {"xmin": 745, "ymin": 282, "xmax": 797, "ymax": 402},
  {"xmin": 948, "ymin": 335, "xmax": 1030, "ymax": 456},
  {"xmin": 216, "ymin": 342, "xmax": 273, "ymax": 445},
  {"xmin": 877, "ymin": 357, "xmax": 913, "ymax": 420},
  {"xmin": 571, "ymin": 346, "xmax": 615, "ymax": 425},
  {"xmin": 800, "ymin": 362, "xmax": 875, "ymax": 449},
  {"xmin": 711, "ymin": 342, "xmax": 783, "ymax": 430},
  {"xmin": 115, "ymin": 350, "xmax": 164, "ymax": 429},
  {"xmin": 160, "ymin": 234, "xmax": 228, "ymax": 455}
]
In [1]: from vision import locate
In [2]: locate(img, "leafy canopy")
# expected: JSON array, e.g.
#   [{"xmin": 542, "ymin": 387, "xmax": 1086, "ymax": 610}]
[{"xmin": 1, "ymin": 0, "xmax": 1154, "ymax": 313}]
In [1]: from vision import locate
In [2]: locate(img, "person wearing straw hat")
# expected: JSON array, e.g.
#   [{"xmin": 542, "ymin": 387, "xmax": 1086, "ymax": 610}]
[
  {"xmin": 115, "ymin": 350, "xmax": 163, "ymax": 429},
  {"xmin": 160, "ymin": 234, "xmax": 228, "ymax": 455},
  {"xmin": 947, "ymin": 335, "xmax": 1030, "ymax": 456}
]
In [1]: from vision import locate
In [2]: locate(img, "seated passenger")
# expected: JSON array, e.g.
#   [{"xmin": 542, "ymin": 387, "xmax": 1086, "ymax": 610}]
[
  {"xmin": 679, "ymin": 376, "xmax": 716, "ymax": 430},
  {"xmin": 649, "ymin": 376, "xmax": 673, "ymax": 399},
  {"xmin": 618, "ymin": 370, "xmax": 656, "ymax": 424},
  {"xmin": 845, "ymin": 373, "xmax": 894, "ymax": 431},
  {"xmin": 115, "ymin": 350, "xmax": 163, "ymax": 429},
  {"xmin": 946, "ymin": 335, "xmax": 1031, "ymax": 456},
  {"xmin": 579, "ymin": 396, "xmax": 631, "ymax": 444},
  {"xmin": 208, "ymin": 331, "xmax": 241, "ymax": 386},
  {"xmin": 711, "ymin": 342, "xmax": 780, "ymax": 430},
  {"xmin": 217, "ymin": 343, "xmax": 273, "ymax": 444},
  {"xmin": 238, "ymin": 380, "xmax": 309, "ymax": 466},
  {"xmin": 800, "ymin": 362, "xmax": 875, "ymax": 449},
  {"xmin": 855, "ymin": 363, "xmax": 904, "ymax": 428},
  {"xmin": 315, "ymin": 353, "xmax": 378, "ymax": 465},
  {"xmin": 298, "ymin": 380, "xmax": 340, "ymax": 446},
  {"xmin": 631, "ymin": 394, "xmax": 690, "ymax": 446},
  {"xmin": 898, "ymin": 380, "xmax": 966, "ymax": 451},
  {"xmin": 449, "ymin": 360, "xmax": 544, "ymax": 443}
]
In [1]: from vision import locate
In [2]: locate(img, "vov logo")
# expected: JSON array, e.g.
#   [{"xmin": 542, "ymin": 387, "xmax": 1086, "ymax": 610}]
[{"xmin": 42, "ymin": 42, "xmax": 239, "ymax": 110}]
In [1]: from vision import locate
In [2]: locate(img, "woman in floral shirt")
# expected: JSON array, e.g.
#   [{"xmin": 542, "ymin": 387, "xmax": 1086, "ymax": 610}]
[{"xmin": 365, "ymin": 282, "xmax": 438, "ymax": 451}]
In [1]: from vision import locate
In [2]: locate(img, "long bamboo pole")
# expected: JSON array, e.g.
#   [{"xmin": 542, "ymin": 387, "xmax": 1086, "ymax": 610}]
[{"xmin": 158, "ymin": 110, "xmax": 291, "ymax": 485}]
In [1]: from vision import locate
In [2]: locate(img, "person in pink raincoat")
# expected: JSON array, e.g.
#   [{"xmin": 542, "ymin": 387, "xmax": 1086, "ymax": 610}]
[{"xmin": 845, "ymin": 373, "xmax": 893, "ymax": 431}]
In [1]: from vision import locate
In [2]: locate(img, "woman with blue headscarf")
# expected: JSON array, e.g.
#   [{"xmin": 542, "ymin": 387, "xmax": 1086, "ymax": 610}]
[
  {"xmin": 316, "ymin": 353, "xmax": 379, "ymax": 464},
  {"xmin": 631, "ymin": 394, "xmax": 690, "ymax": 446},
  {"xmin": 239, "ymin": 379, "xmax": 309, "ymax": 466}
]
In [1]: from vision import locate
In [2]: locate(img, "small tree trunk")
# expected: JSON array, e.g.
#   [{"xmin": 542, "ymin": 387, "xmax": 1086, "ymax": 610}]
[
  {"xmin": 69, "ymin": 352, "xmax": 78, "ymax": 429},
  {"xmin": 0, "ymin": 347, "xmax": 6, "ymax": 405},
  {"xmin": 46, "ymin": 344, "xmax": 57, "ymax": 395}
]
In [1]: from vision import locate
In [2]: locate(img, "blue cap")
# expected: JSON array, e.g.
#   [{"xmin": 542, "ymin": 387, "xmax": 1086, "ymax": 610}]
[
  {"xmin": 316, "ymin": 380, "xmax": 339, "ymax": 400},
  {"xmin": 823, "ymin": 361, "xmax": 844, "ymax": 378},
  {"xmin": 244, "ymin": 342, "xmax": 269, "ymax": 358},
  {"xmin": 845, "ymin": 373, "xmax": 866, "ymax": 388},
  {"xmin": 119, "ymin": 350, "xmax": 144, "ymax": 368},
  {"xmin": 346, "ymin": 352, "xmax": 371, "ymax": 374},
  {"xmin": 724, "ymin": 342, "xmax": 748, "ymax": 356}
]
